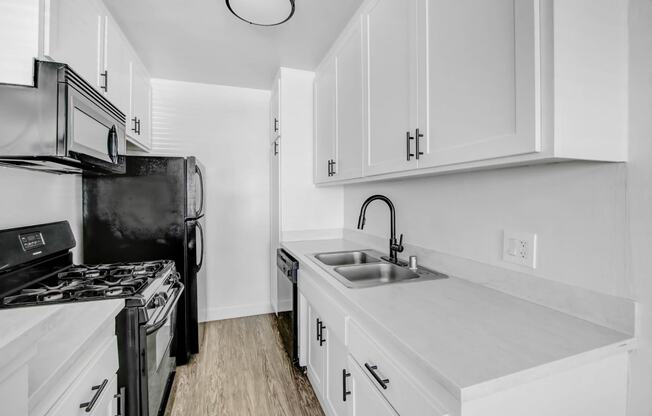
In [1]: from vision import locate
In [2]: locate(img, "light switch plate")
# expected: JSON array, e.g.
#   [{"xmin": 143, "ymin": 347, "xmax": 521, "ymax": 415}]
[{"xmin": 502, "ymin": 230, "xmax": 537, "ymax": 268}]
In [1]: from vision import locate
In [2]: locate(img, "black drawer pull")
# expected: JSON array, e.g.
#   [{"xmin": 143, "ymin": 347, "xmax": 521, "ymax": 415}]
[
  {"xmin": 79, "ymin": 378, "xmax": 108, "ymax": 412},
  {"xmin": 319, "ymin": 320, "xmax": 326, "ymax": 346},
  {"xmin": 406, "ymin": 131, "xmax": 414, "ymax": 161},
  {"xmin": 316, "ymin": 318, "xmax": 321, "ymax": 341},
  {"xmin": 364, "ymin": 363, "xmax": 389, "ymax": 389},
  {"xmin": 342, "ymin": 369, "xmax": 351, "ymax": 401},
  {"xmin": 415, "ymin": 128, "xmax": 424, "ymax": 159}
]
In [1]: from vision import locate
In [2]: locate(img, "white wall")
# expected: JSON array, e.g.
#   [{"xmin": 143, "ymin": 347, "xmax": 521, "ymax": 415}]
[
  {"xmin": 150, "ymin": 78, "xmax": 271, "ymax": 321},
  {"xmin": 624, "ymin": 0, "xmax": 652, "ymax": 414},
  {"xmin": 0, "ymin": 167, "xmax": 82, "ymax": 259},
  {"xmin": 344, "ymin": 162, "xmax": 630, "ymax": 298},
  {"xmin": 278, "ymin": 67, "xmax": 343, "ymax": 236}
]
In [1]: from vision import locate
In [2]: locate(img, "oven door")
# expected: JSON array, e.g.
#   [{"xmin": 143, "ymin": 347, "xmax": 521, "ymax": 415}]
[{"xmin": 144, "ymin": 281, "xmax": 184, "ymax": 416}]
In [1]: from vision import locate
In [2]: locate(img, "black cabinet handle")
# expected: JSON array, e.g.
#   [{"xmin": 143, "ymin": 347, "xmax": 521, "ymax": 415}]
[
  {"xmin": 79, "ymin": 378, "xmax": 108, "ymax": 412},
  {"xmin": 316, "ymin": 318, "xmax": 321, "ymax": 341},
  {"xmin": 274, "ymin": 117, "xmax": 279, "ymax": 132},
  {"xmin": 406, "ymin": 131, "xmax": 414, "ymax": 161},
  {"xmin": 131, "ymin": 117, "xmax": 138, "ymax": 133},
  {"xmin": 331, "ymin": 160, "xmax": 336, "ymax": 176},
  {"xmin": 136, "ymin": 118, "xmax": 142, "ymax": 135},
  {"xmin": 273, "ymin": 140, "xmax": 279, "ymax": 155},
  {"xmin": 415, "ymin": 128, "xmax": 424, "ymax": 159},
  {"xmin": 364, "ymin": 363, "xmax": 389, "ymax": 389},
  {"xmin": 342, "ymin": 369, "xmax": 351, "ymax": 401},
  {"xmin": 100, "ymin": 70, "xmax": 108, "ymax": 92},
  {"xmin": 327, "ymin": 160, "xmax": 332, "ymax": 176},
  {"xmin": 319, "ymin": 320, "xmax": 326, "ymax": 346}
]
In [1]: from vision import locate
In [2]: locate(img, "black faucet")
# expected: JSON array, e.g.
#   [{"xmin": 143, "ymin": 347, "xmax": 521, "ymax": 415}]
[{"xmin": 356, "ymin": 195, "xmax": 405, "ymax": 264}]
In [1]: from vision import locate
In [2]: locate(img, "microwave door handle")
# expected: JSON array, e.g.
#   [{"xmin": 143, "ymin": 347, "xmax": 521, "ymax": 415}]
[
  {"xmin": 195, "ymin": 221, "xmax": 204, "ymax": 272},
  {"xmin": 195, "ymin": 165, "xmax": 205, "ymax": 217},
  {"xmin": 107, "ymin": 126, "xmax": 118, "ymax": 163},
  {"xmin": 145, "ymin": 281, "xmax": 184, "ymax": 335}
]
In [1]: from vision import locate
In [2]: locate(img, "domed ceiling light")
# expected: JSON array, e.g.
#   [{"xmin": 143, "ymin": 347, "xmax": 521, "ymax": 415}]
[{"xmin": 225, "ymin": 0, "xmax": 295, "ymax": 26}]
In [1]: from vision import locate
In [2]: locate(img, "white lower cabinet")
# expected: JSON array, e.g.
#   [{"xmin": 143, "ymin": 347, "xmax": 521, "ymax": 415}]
[
  {"xmin": 346, "ymin": 356, "xmax": 397, "ymax": 416},
  {"xmin": 307, "ymin": 303, "xmax": 327, "ymax": 394},
  {"xmin": 46, "ymin": 336, "xmax": 119, "ymax": 416}
]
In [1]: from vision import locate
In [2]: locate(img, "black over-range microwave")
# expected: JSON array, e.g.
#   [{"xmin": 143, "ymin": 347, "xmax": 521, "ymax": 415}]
[{"xmin": 0, "ymin": 60, "xmax": 126, "ymax": 174}]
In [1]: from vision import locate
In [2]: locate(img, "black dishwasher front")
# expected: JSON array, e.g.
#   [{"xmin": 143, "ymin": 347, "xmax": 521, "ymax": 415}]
[{"xmin": 276, "ymin": 248, "xmax": 299, "ymax": 367}]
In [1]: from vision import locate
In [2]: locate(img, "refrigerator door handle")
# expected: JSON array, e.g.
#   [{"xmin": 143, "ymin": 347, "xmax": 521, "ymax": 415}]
[
  {"xmin": 196, "ymin": 221, "xmax": 204, "ymax": 272},
  {"xmin": 195, "ymin": 165, "xmax": 205, "ymax": 218}
]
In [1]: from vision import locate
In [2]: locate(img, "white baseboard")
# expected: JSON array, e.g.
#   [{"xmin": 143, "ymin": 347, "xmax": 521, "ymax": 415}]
[{"xmin": 200, "ymin": 302, "xmax": 274, "ymax": 322}]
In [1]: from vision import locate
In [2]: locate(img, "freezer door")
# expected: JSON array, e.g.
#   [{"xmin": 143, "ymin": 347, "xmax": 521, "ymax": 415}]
[{"xmin": 186, "ymin": 157, "xmax": 205, "ymax": 219}]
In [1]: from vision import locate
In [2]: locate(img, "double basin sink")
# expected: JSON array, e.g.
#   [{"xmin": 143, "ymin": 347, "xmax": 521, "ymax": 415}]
[{"xmin": 312, "ymin": 250, "xmax": 448, "ymax": 289}]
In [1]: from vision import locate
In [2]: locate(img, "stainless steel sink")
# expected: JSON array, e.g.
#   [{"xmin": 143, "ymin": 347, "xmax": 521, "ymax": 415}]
[
  {"xmin": 333, "ymin": 263, "xmax": 419, "ymax": 287},
  {"xmin": 311, "ymin": 249, "xmax": 448, "ymax": 288},
  {"xmin": 314, "ymin": 251, "xmax": 381, "ymax": 266}
]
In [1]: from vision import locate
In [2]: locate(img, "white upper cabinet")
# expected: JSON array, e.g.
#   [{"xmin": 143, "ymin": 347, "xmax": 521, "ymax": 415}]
[
  {"xmin": 314, "ymin": 56, "xmax": 337, "ymax": 183},
  {"xmin": 313, "ymin": 0, "xmax": 628, "ymax": 184},
  {"xmin": 44, "ymin": 0, "xmax": 103, "ymax": 89},
  {"xmin": 335, "ymin": 19, "xmax": 364, "ymax": 181},
  {"xmin": 270, "ymin": 78, "xmax": 281, "ymax": 142},
  {"xmin": 102, "ymin": 15, "xmax": 131, "ymax": 115},
  {"xmin": 363, "ymin": 0, "xmax": 417, "ymax": 176},
  {"xmin": 415, "ymin": 0, "xmax": 538, "ymax": 168},
  {"xmin": 127, "ymin": 57, "xmax": 152, "ymax": 150}
]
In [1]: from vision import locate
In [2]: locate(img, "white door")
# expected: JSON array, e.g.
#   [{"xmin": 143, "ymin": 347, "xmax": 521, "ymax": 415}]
[
  {"xmin": 45, "ymin": 0, "xmax": 103, "ymax": 89},
  {"xmin": 363, "ymin": 0, "xmax": 418, "ymax": 176},
  {"xmin": 347, "ymin": 357, "xmax": 397, "ymax": 416},
  {"xmin": 416, "ymin": 0, "xmax": 539, "ymax": 168},
  {"xmin": 314, "ymin": 56, "xmax": 337, "ymax": 183},
  {"xmin": 102, "ymin": 15, "xmax": 130, "ymax": 114},
  {"xmin": 335, "ymin": 19, "xmax": 364, "ymax": 180},
  {"xmin": 270, "ymin": 78, "xmax": 281, "ymax": 142},
  {"xmin": 325, "ymin": 333, "xmax": 349, "ymax": 416},
  {"xmin": 269, "ymin": 137, "xmax": 280, "ymax": 313},
  {"xmin": 307, "ymin": 304, "xmax": 326, "ymax": 395},
  {"xmin": 128, "ymin": 59, "xmax": 151, "ymax": 149}
]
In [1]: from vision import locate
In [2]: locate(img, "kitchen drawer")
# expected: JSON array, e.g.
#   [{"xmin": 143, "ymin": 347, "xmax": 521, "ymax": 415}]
[
  {"xmin": 46, "ymin": 336, "xmax": 118, "ymax": 416},
  {"xmin": 348, "ymin": 320, "xmax": 449, "ymax": 416}
]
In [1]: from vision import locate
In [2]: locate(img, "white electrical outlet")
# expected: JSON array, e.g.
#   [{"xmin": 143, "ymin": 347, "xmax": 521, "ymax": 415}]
[{"xmin": 502, "ymin": 230, "xmax": 537, "ymax": 268}]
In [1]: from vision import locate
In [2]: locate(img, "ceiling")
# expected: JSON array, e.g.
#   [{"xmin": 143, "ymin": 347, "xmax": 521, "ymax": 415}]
[{"xmin": 104, "ymin": 0, "xmax": 365, "ymax": 90}]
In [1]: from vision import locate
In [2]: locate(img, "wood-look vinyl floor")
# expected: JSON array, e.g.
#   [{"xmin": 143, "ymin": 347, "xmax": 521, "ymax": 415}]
[{"xmin": 164, "ymin": 315, "xmax": 324, "ymax": 416}]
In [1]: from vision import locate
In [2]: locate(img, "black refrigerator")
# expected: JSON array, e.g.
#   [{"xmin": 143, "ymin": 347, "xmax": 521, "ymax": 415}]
[{"xmin": 82, "ymin": 156, "xmax": 205, "ymax": 365}]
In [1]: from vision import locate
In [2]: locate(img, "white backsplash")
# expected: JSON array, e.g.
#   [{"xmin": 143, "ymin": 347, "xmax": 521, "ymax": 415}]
[{"xmin": 0, "ymin": 166, "xmax": 82, "ymax": 260}]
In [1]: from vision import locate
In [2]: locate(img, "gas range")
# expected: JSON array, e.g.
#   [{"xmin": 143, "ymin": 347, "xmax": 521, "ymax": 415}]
[
  {"xmin": 1, "ymin": 260, "xmax": 175, "ymax": 308},
  {"xmin": 0, "ymin": 221, "xmax": 184, "ymax": 416}
]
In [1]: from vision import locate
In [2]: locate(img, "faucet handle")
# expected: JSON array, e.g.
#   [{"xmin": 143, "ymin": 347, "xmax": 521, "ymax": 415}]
[{"xmin": 396, "ymin": 234, "xmax": 405, "ymax": 252}]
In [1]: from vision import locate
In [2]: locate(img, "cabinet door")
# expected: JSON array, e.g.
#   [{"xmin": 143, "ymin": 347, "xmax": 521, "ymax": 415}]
[
  {"xmin": 269, "ymin": 138, "xmax": 280, "ymax": 314},
  {"xmin": 307, "ymin": 304, "xmax": 326, "ymax": 394},
  {"xmin": 335, "ymin": 19, "xmax": 364, "ymax": 180},
  {"xmin": 128, "ymin": 59, "xmax": 151, "ymax": 150},
  {"xmin": 363, "ymin": 0, "xmax": 418, "ymax": 176},
  {"xmin": 314, "ymin": 56, "xmax": 337, "ymax": 183},
  {"xmin": 270, "ymin": 79, "xmax": 281, "ymax": 142},
  {"xmin": 102, "ymin": 15, "xmax": 130, "ymax": 115},
  {"xmin": 325, "ymin": 333, "xmax": 348, "ymax": 416},
  {"xmin": 416, "ymin": 0, "xmax": 539, "ymax": 168},
  {"xmin": 45, "ymin": 0, "xmax": 102, "ymax": 89},
  {"xmin": 347, "ymin": 357, "xmax": 397, "ymax": 416}
]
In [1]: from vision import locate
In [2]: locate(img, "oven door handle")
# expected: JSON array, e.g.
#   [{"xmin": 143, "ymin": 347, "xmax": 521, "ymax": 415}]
[{"xmin": 145, "ymin": 282, "xmax": 184, "ymax": 335}]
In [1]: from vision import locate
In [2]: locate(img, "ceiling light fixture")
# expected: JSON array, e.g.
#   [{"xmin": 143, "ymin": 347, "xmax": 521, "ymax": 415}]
[{"xmin": 225, "ymin": 0, "xmax": 295, "ymax": 26}]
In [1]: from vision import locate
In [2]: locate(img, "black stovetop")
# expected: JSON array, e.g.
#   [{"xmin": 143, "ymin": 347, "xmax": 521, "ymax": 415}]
[{"xmin": 1, "ymin": 260, "xmax": 170, "ymax": 307}]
